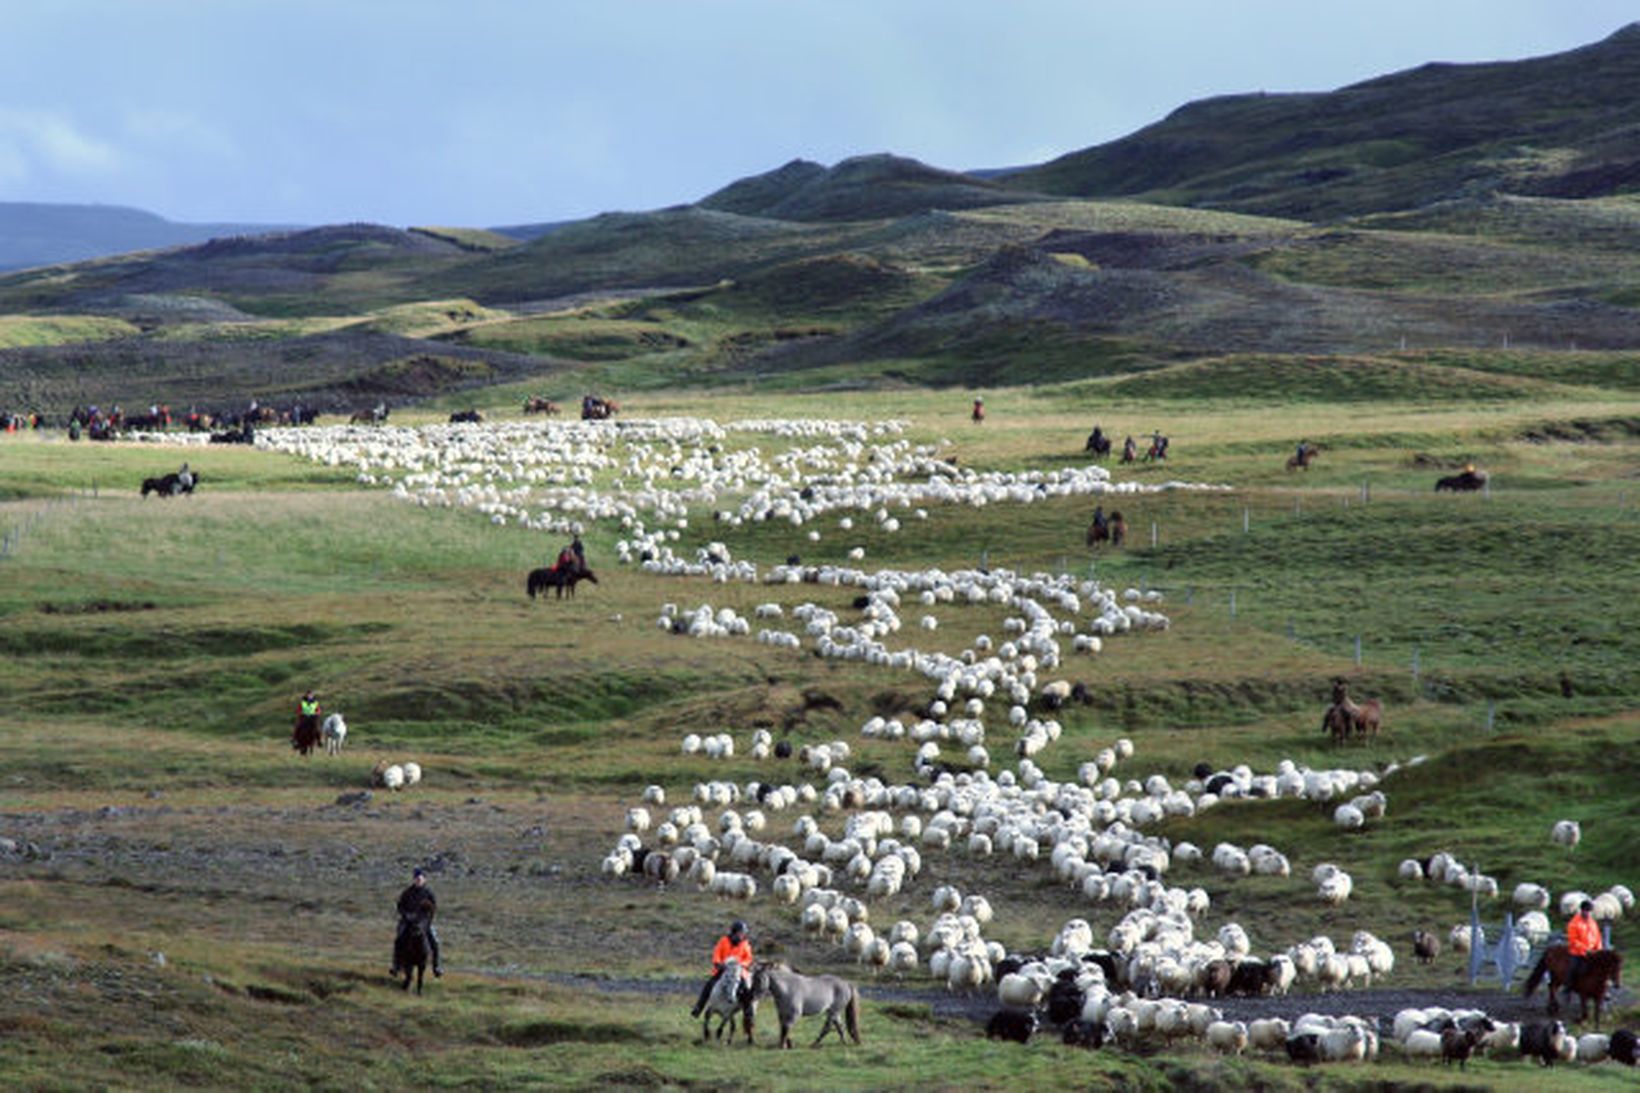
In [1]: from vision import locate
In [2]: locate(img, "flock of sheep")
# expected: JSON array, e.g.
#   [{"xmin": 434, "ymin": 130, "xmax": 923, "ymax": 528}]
[{"xmin": 241, "ymin": 415, "xmax": 1632, "ymax": 1070}]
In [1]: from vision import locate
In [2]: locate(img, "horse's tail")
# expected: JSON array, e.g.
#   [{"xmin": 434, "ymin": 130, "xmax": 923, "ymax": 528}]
[
  {"xmin": 1523, "ymin": 952, "xmax": 1549, "ymax": 997},
  {"xmin": 845, "ymin": 985, "xmax": 862, "ymax": 1044}
]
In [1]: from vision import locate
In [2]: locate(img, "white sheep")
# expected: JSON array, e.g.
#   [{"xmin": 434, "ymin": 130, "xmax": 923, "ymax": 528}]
[
  {"xmin": 401, "ymin": 761, "xmax": 422, "ymax": 786},
  {"xmin": 1551, "ymin": 819, "xmax": 1581, "ymax": 849},
  {"xmin": 1206, "ymin": 1020, "xmax": 1248, "ymax": 1055},
  {"xmin": 372, "ymin": 761, "xmax": 405, "ymax": 790}
]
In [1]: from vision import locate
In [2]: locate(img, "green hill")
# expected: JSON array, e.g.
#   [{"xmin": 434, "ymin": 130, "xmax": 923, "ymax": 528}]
[
  {"xmin": 699, "ymin": 153, "xmax": 1043, "ymax": 221},
  {"xmin": 1005, "ymin": 24, "xmax": 1640, "ymax": 219}
]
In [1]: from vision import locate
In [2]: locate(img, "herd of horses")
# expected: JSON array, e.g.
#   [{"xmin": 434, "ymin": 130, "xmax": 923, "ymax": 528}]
[
  {"xmin": 699, "ymin": 959, "xmax": 862, "ymax": 1049},
  {"xmin": 1322, "ymin": 678, "xmax": 1383, "ymax": 745}
]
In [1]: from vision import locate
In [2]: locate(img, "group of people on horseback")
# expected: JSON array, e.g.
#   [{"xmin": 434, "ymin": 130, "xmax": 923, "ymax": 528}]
[{"xmin": 1082, "ymin": 425, "xmax": 1166, "ymax": 464}]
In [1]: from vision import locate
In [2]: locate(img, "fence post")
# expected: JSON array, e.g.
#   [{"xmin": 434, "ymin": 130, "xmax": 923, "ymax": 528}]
[
  {"xmin": 1286, "ymin": 618, "xmax": 1295, "ymax": 640},
  {"xmin": 1354, "ymin": 635, "xmax": 1362, "ymax": 666},
  {"xmin": 1242, "ymin": 507, "xmax": 1249, "ymax": 533},
  {"xmin": 1229, "ymin": 589, "xmax": 1237, "ymax": 618},
  {"xmin": 1486, "ymin": 701, "xmax": 1496, "ymax": 732},
  {"xmin": 1185, "ymin": 586, "xmax": 1193, "ymax": 606},
  {"xmin": 1360, "ymin": 480, "xmax": 1369, "ymax": 504},
  {"xmin": 1412, "ymin": 646, "xmax": 1421, "ymax": 684},
  {"xmin": 1150, "ymin": 521, "xmax": 1158, "ymax": 548}
]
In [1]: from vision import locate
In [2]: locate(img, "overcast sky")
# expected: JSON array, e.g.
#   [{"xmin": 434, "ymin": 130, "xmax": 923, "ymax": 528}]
[{"xmin": 0, "ymin": 1, "xmax": 1631, "ymax": 227}]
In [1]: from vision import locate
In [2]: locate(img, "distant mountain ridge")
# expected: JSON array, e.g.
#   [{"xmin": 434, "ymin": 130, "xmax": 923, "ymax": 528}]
[{"xmin": 0, "ymin": 202, "xmax": 298, "ymax": 272}]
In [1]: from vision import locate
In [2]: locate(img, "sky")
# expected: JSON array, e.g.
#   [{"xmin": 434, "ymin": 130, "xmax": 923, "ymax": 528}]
[{"xmin": 0, "ymin": 1, "xmax": 1632, "ymax": 227}]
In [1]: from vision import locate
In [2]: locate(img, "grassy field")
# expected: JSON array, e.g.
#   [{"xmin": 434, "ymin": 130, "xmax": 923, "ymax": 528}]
[{"xmin": 2, "ymin": 383, "xmax": 1638, "ymax": 1089}]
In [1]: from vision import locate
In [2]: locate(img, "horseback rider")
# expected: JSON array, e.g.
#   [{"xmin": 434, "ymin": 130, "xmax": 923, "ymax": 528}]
[
  {"xmin": 177, "ymin": 462, "xmax": 194, "ymax": 491},
  {"xmin": 293, "ymin": 690, "xmax": 321, "ymax": 751},
  {"xmin": 1091, "ymin": 504, "xmax": 1108, "ymax": 535},
  {"xmin": 554, "ymin": 544, "xmax": 578, "ymax": 573},
  {"xmin": 1086, "ymin": 425, "xmax": 1105, "ymax": 452},
  {"xmin": 690, "ymin": 919, "xmax": 753, "ymax": 1017},
  {"xmin": 1122, "ymin": 436, "xmax": 1136, "ymax": 463},
  {"xmin": 1564, "ymin": 898, "xmax": 1603, "ymax": 1003},
  {"xmin": 1296, "ymin": 440, "xmax": 1309, "ymax": 464},
  {"xmin": 971, "ymin": 397, "xmax": 985, "ymax": 423},
  {"xmin": 393, "ymin": 867, "xmax": 443, "ymax": 978},
  {"xmin": 571, "ymin": 533, "xmax": 586, "ymax": 568}
]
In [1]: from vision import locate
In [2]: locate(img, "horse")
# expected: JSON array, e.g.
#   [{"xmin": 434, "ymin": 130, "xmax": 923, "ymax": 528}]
[
  {"xmin": 751, "ymin": 962, "xmax": 861, "ymax": 1049},
  {"xmin": 350, "ymin": 403, "xmax": 388, "ymax": 425},
  {"xmin": 1085, "ymin": 511, "xmax": 1125, "ymax": 549},
  {"xmin": 526, "ymin": 565, "xmax": 599, "ymax": 600},
  {"xmin": 700, "ymin": 957, "xmax": 757, "ymax": 1045},
  {"xmin": 522, "ymin": 396, "xmax": 559, "ymax": 416},
  {"xmin": 321, "ymin": 713, "xmax": 347, "ymax": 755},
  {"xmin": 971, "ymin": 400, "xmax": 985, "ymax": 424},
  {"xmin": 394, "ymin": 918, "xmax": 431, "ymax": 995},
  {"xmin": 448, "ymin": 410, "xmax": 483, "ymax": 424},
  {"xmin": 1323, "ymin": 679, "xmax": 1382, "ymax": 745},
  {"xmin": 1525, "ymin": 946, "xmax": 1622, "ymax": 1027},
  {"xmin": 1287, "ymin": 446, "xmax": 1318, "ymax": 472},
  {"xmin": 141, "ymin": 472, "xmax": 198, "ymax": 498},
  {"xmin": 1084, "ymin": 430, "xmax": 1111, "ymax": 459},
  {"xmin": 292, "ymin": 713, "xmax": 322, "ymax": 756},
  {"xmin": 1436, "ymin": 470, "xmax": 1487, "ymax": 492}
]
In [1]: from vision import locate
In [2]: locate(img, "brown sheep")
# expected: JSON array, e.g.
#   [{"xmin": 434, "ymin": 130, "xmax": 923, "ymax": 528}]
[{"xmin": 1412, "ymin": 929, "xmax": 1441, "ymax": 964}]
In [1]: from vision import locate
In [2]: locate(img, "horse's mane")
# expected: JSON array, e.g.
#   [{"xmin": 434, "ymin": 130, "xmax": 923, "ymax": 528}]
[{"xmin": 1589, "ymin": 949, "xmax": 1623, "ymax": 971}]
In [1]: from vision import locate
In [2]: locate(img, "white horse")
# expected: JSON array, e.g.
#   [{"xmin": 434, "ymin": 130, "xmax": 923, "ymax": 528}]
[
  {"xmin": 321, "ymin": 713, "xmax": 347, "ymax": 755},
  {"xmin": 700, "ymin": 957, "xmax": 755, "ymax": 1044},
  {"xmin": 753, "ymin": 962, "xmax": 861, "ymax": 1048}
]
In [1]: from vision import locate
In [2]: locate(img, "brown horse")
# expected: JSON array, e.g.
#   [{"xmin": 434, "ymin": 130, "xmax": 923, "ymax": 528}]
[
  {"xmin": 292, "ymin": 713, "xmax": 322, "ymax": 756},
  {"xmin": 1086, "ymin": 512, "xmax": 1126, "ymax": 549},
  {"xmin": 526, "ymin": 564, "xmax": 599, "ymax": 600},
  {"xmin": 1525, "ymin": 946, "xmax": 1622, "ymax": 1027},
  {"xmin": 522, "ymin": 396, "xmax": 559, "ymax": 416},
  {"xmin": 1287, "ymin": 446, "xmax": 1318, "ymax": 472},
  {"xmin": 1323, "ymin": 679, "xmax": 1382, "ymax": 745},
  {"xmin": 394, "ymin": 918, "xmax": 431, "ymax": 995}
]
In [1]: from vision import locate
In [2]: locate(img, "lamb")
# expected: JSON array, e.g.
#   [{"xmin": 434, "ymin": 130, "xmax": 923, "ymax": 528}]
[
  {"xmin": 372, "ymin": 761, "xmax": 405, "ymax": 790},
  {"xmin": 321, "ymin": 713, "xmax": 347, "ymax": 755},
  {"xmin": 401, "ymin": 761, "xmax": 422, "ymax": 786},
  {"xmin": 1576, "ymin": 1033, "xmax": 1609, "ymax": 1063},
  {"xmin": 1045, "ymin": 969, "xmax": 1085, "ymax": 1026},
  {"xmin": 1551, "ymin": 819, "xmax": 1581, "ymax": 849}
]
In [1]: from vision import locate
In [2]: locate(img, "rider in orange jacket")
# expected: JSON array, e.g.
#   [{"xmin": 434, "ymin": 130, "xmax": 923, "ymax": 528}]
[
  {"xmin": 1564, "ymin": 899, "xmax": 1603, "ymax": 1002},
  {"xmin": 690, "ymin": 919, "xmax": 753, "ymax": 1017}
]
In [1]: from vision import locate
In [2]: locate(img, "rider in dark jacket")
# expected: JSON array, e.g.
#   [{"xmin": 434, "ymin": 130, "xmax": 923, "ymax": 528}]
[{"xmin": 393, "ymin": 867, "xmax": 443, "ymax": 977}]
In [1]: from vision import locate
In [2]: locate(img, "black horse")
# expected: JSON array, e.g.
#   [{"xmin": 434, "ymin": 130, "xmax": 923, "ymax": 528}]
[
  {"xmin": 449, "ymin": 410, "xmax": 483, "ymax": 424},
  {"xmin": 394, "ymin": 918, "xmax": 431, "ymax": 994},
  {"xmin": 1084, "ymin": 429, "xmax": 1111, "ymax": 459},
  {"xmin": 527, "ymin": 565, "xmax": 599, "ymax": 600},
  {"xmin": 141, "ymin": 472, "xmax": 199, "ymax": 497}
]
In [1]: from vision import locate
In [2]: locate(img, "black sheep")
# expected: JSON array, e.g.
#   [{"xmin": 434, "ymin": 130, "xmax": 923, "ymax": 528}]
[
  {"xmin": 1045, "ymin": 970, "xmax": 1085, "ymax": 1026},
  {"xmin": 1284, "ymin": 1033, "xmax": 1321, "ymax": 1065},
  {"xmin": 1519, "ymin": 1020, "xmax": 1566, "ymax": 1067},
  {"xmin": 1608, "ymin": 1028, "xmax": 1637, "ymax": 1066},
  {"xmin": 1192, "ymin": 762, "xmax": 1213, "ymax": 780},
  {"xmin": 1411, "ymin": 929, "xmax": 1440, "ymax": 964},
  {"xmin": 1441, "ymin": 1027, "xmax": 1481, "ymax": 1070},
  {"xmin": 1228, "ymin": 959, "xmax": 1272, "ymax": 997},
  {"xmin": 1062, "ymin": 1020, "xmax": 1103, "ymax": 1049},
  {"xmin": 774, "ymin": 740, "xmax": 793, "ymax": 759},
  {"xmin": 986, "ymin": 1009, "xmax": 1036, "ymax": 1044}
]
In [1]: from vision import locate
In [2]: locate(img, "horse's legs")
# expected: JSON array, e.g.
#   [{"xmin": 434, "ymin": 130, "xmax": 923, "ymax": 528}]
[
  {"xmin": 812, "ymin": 1012, "xmax": 839, "ymax": 1047},
  {"xmin": 780, "ymin": 1021, "xmax": 793, "ymax": 1049}
]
